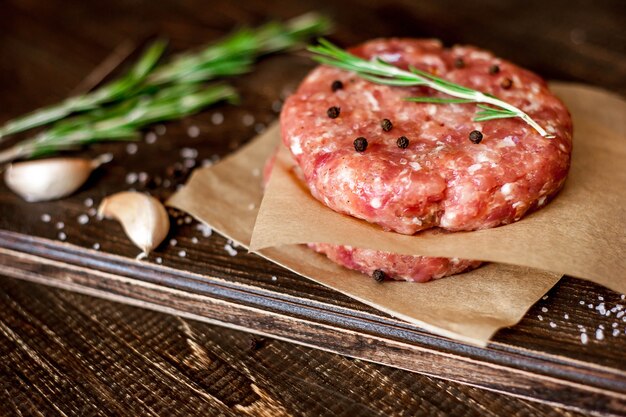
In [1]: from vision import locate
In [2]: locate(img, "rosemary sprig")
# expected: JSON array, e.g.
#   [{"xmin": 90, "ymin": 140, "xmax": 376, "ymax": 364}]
[
  {"xmin": 308, "ymin": 39, "xmax": 554, "ymax": 138},
  {"xmin": 0, "ymin": 13, "xmax": 331, "ymax": 140},
  {"xmin": 0, "ymin": 84, "xmax": 237, "ymax": 164}
]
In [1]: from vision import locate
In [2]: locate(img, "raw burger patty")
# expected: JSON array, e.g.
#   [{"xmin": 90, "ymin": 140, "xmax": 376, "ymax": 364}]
[
  {"xmin": 263, "ymin": 154, "xmax": 482, "ymax": 282},
  {"xmin": 281, "ymin": 38, "xmax": 573, "ymax": 235}
]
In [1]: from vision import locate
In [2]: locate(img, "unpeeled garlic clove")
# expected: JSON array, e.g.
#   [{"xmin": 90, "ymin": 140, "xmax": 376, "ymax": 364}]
[
  {"xmin": 98, "ymin": 191, "xmax": 169, "ymax": 259},
  {"xmin": 4, "ymin": 153, "xmax": 112, "ymax": 202}
]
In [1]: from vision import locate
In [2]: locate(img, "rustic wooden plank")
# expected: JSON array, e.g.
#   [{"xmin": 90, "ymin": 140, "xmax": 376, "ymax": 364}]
[
  {"xmin": 0, "ymin": 275, "xmax": 588, "ymax": 417},
  {"xmin": 0, "ymin": 233, "xmax": 625, "ymax": 415}
]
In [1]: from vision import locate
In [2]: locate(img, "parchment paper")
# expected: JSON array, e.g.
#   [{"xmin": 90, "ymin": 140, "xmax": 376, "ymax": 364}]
[
  {"xmin": 250, "ymin": 83, "xmax": 626, "ymax": 294},
  {"xmin": 168, "ymin": 112, "xmax": 563, "ymax": 347}
]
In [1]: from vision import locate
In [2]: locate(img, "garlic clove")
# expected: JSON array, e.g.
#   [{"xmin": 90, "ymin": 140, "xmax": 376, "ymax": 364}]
[
  {"xmin": 98, "ymin": 191, "xmax": 169, "ymax": 258},
  {"xmin": 4, "ymin": 153, "xmax": 112, "ymax": 202}
]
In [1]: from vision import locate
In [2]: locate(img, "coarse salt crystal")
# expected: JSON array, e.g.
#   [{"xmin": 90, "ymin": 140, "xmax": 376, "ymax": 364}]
[
  {"xmin": 126, "ymin": 143, "xmax": 138, "ymax": 154},
  {"xmin": 542, "ymin": 295, "xmax": 549, "ymax": 300},
  {"xmin": 58, "ymin": 232, "xmax": 67, "ymax": 241},
  {"xmin": 598, "ymin": 296, "xmax": 604, "ymax": 301},
  {"xmin": 56, "ymin": 222, "xmax": 64, "ymax": 230},
  {"xmin": 178, "ymin": 250, "xmax": 186, "ymax": 258},
  {"xmin": 537, "ymin": 315, "xmax": 543, "ymax": 321},
  {"xmin": 77, "ymin": 214, "xmax": 89, "ymax": 225},
  {"xmin": 580, "ymin": 333, "xmax": 589, "ymax": 344},
  {"xmin": 541, "ymin": 307, "xmax": 548, "ymax": 313},
  {"xmin": 93, "ymin": 243, "xmax": 100, "ymax": 250},
  {"xmin": 211, "ymin": 112, "xmax": 224, "ymax": 125},
  {"xmin": 126, "ymin": 172, "xmax": 138, "ymax": 184},
  {"xmin": 180, "ymin": 147, "xmax": 198, "ymax": 159},
  {"xmin": 224, "ymin": 244, "xmax": 237, "ymax": 256},
  {"xmin": 196, "ymin": 223, "xmax": 213, "ymax": 237},
  {"xmin": 41, "ymin": 214, "xmax": 51, "ymax": 223},
  {"xmin": 187, "ymin": 125, "xmax": 200, "ymax": 138},
  {"xmin": 170, "ymin": 239, "xmax": 177, "ymax": 246},
  {"xmin": 156, "ymin": 257, "xmax": 163, "ymax": 264},
  {"xmin": 271, "ymin": 275, "xmax": 277, "ymax": 281},
  {"xmin": 191, "ymin": 237, "xmax": 198, "ymax": 244},
  {"xmin": 88, "ymin": 208, "xmax": 97, "ymax": 217},
  {"xmin": 564, "ymin": 314, "xmax": 569, "ymax": 319},
  {"xmin": 613, "ymin": 329, "xmax": 620, "ymax": 337},
  {"xmin": 145, "ymin": 132, "xmax": 157, "ymax": 144},
  {"xmin": 184, "ymin": 216, "xmax": 192, "ymax": 224},
  {"xmin": 549, "ymin": 322, "xmax": 557, "ymax": 328},
  {"xmin": 84, "ymin": 198, "xmax": 94, "ymax": 207},
  {"xmin": 596, "ymin": 329, "xmax": 605, "ymax": 340},
  {"xmin": 242, "ymin": 114, "xmax": 255, "ymax": 126}
]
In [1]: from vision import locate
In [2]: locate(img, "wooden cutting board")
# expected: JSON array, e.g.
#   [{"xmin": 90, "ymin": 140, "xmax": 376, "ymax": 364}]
[{"xmin": 1, "ymin": 1, "xmax": 626, "ymax": 415}]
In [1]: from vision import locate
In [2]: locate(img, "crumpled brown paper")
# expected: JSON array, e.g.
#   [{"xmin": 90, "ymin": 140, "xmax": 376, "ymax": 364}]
[
  {"xmin": 168, "ymin": 97, "xmax": 589, "ymax": 346},
  {"xmin": 250, "ymin": 83, "xmax": 626, "ymax": 294}
]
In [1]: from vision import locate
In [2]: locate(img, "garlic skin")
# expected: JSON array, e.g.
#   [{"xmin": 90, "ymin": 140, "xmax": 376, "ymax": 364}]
[
  {"xmin": 98, "ymin": 191, "xmax": 169, "ymax": 258},
  {"xmin": 4, "ymin": 153, "xmax": 112, "ymax": 202}
]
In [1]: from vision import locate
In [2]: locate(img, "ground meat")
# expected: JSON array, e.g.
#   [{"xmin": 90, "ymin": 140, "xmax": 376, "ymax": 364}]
[
  {"xmin": 308, "ymin": 243, "xmax": 482, "ymax": 282},
  {"xmin": 263, "ymin": 153, "xmax": 482, "ymax": 282},
  {"xmin": 281, "ymin": 38, "xmax": 572, "ymax": 235}
]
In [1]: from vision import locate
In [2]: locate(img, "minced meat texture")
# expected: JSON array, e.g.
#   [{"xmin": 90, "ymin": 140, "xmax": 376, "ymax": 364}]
[{"xmin": 280, "ymin": 38, "xmax": 572, "ymax": 235}]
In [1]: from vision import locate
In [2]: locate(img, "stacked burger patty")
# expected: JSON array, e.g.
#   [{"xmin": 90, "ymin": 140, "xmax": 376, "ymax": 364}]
[{"xmin": 275, "ymin": 38, "xmax": 573, "ymax": 282}]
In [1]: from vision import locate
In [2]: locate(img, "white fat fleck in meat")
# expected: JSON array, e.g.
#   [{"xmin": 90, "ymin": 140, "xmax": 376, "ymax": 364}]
[
  {"xmin": 362, "ymin": 91, "xmax": 380, "ymax": 111},
  {"xmin": 468, "ymin": 163, "xmax": 482, "ymax": 174},
  {"xmin": 512, "ymin": 201, "xmax": 522, "ymax": 208},
  {"xmin": 538, "ymin": 196, "xmax": 547, "ymax": 206},
  {"xmin": 377, "ymin": 52, "xmax": 402, "ymax": 63},
  {"xmin": 501, "ymin": 183, "xmax": 515, "ymax": 199},
  {"xmin": 370, "ymin": 197, "xmax": 382, "ymax": 209},
  {"xmin": 475, "ymin": 152, "xmax": 491, "ymax": 163},
  {"xmin": 409, "ymin": 162, "xmax": 422, "ymax": 171},
  {"xmin": 399, "ymin": 158, "xmax": 408, "ymax": 165},
  {"xmin": 412, "ymin": 217, "xmax": 423, "ymax": 225},
  {"xmin": 559, "ymin": 143, "xmax": 567, "ymax": 152},
  {"xmin": 427, "ymin": 105, "xmax": 437, "ymax": 116},
  {"xmin": 290, "ymin": 136, "xmax": 303, "ymax": 155},
  {"xmin": 469, "ymin": 51, "xmax": 493, "ymax": 60},
  {"xmin": 440, "ymin": 211, "xmax": 457, "ymax": 228},
  {"xmin": 498, "ymin": 136, "xmax": 517, "ymax": 148}
]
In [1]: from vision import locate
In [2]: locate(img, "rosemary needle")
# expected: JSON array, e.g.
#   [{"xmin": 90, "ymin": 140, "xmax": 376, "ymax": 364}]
[{"xmin": 308, "ymin": 39, "xmax": 554, "ymax": 138}]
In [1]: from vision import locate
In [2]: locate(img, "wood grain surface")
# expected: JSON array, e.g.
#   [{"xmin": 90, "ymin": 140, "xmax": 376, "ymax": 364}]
[{"xmin": 0, "ymin": 0, "xmax": 625, "ymax": 416}]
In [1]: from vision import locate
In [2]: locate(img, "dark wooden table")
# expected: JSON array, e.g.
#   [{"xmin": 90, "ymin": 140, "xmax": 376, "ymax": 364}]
[{"xmin": 1, "ymin": 0, "xmax": 625, "ymax": 416}]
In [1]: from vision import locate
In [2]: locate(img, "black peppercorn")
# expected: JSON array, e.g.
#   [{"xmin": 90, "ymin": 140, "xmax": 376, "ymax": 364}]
[
  {"xmin": 454, "ymin": 57, "xmax": 465, "ymax": 68},
  {"xmin": 500, "ymin": 78, "xmax": 513, "ymax": 89},
  {"xmin": 489, "ymin": 64, "xmax": 500, "ymax": 74},
  {"xmin": 469, "ymin": 130, "xmax": 483, "ymax": 144},
  {"xmin": 353, "ymin": 137, "xmax": 368, "ymax": 152},
  {"xmin": 327, "ymin": 106, "xmax": 340, "ymax": 119},
  {"xmin": 381, "ymin": 118, "xmax": 393, "ymax": 132},
  {"xmin": 396, "ymin": 136, "xmax": 409, "ymax": 149},
  {"xmin": 331, "ymin": 80, "xmax": 344, "ymax": 92},
  {"xmin": 373, "ymin": 269, "xmax": 386, "ymax": 282}
]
